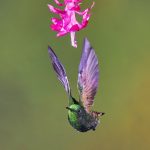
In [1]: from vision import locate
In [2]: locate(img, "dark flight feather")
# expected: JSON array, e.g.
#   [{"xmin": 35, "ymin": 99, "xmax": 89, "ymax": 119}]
[
  {"xmin": 48, "ymin": 46, "xmax": 71, "ymax": 96},
  {"xmin": 77, "ymin": 38, "xmax": 99, "ymax": 112}
]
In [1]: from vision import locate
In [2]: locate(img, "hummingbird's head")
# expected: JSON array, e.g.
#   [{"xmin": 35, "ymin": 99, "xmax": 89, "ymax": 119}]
[
  {"xmin": 66, "ymin": 104, "xmax": 82, "ymax": 113},
  {"xmin": 66, "ymin": 104, "xmax": 85, "ymax": 117}
]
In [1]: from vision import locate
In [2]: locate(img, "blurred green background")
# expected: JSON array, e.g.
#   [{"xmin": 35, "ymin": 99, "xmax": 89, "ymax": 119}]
[{"xmin": 0, "ymin": 0, "xmax": 150, "ymax": 150}]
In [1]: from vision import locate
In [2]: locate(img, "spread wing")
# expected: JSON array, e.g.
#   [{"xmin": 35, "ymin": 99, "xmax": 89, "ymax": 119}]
[
  {"xmin": 48, "ymin": 46, "xmax": 71, "ymax": 96},
  {"xmin": 77, "ymin": 38, "xmax": 99, "ymax": 112}
]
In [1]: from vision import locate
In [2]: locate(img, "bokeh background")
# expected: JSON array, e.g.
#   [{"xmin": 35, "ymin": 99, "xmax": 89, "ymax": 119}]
[{"xmin": 0, "ymin": 0, "xmax": 150, "ymax": 150}]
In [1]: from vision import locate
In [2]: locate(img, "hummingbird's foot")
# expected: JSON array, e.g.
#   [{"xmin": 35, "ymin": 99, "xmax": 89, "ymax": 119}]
[
  {"xmin": 99, "ymin": 112, "xmax": 105, "ymax": 116},
  {"xmin": 92, "ymin": 111, "xmax": 105, "ymax": 118},
  {"xmin": 92, "ymin": 128, "xmax": 96, "ymax": 131}
]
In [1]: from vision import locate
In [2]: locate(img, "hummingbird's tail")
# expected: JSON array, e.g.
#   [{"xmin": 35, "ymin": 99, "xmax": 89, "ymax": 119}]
[
  {"xmin": 48, "ymin": 46, "xmax": 71, "ymax": 97},
  {"xmin": 92, "ymin": 111, "xmax": 105, "ymax": 118}
]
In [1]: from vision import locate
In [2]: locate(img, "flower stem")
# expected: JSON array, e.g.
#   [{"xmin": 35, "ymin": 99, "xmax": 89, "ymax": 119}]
[{"xmin": 70, "ymin": 32, "xmax": 77, "ymax": 48}]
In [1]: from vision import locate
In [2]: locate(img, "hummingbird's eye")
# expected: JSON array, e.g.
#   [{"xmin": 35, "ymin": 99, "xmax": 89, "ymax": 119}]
[{"xmin": 78, "ymin": 109, "xmax": 81, "ymax": 113}]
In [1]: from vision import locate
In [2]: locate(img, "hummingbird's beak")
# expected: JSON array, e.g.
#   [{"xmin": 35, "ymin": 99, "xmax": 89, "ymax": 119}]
[{"xmin": 66, "ymin": 107, "xmax": 70, "ymax": 110}]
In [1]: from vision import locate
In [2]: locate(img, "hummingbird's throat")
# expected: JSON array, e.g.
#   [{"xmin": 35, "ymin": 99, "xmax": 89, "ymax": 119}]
[{"xmin": 66, "ymin": 107, "xmax": 77, "ymax": 113}]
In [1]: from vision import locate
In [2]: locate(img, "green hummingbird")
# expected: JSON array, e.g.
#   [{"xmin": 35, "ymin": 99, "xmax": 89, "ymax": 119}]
[{"xmin": 48, "ymin": 38, "xmax": 105, "ymax": 132}]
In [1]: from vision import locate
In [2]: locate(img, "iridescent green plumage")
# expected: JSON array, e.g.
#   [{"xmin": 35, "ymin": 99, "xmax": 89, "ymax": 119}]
[
  {"xmin": 48, "ymin": 38, "xmax": 105, "ymax": 132},
  {"xmin": 67, "ymin": 103, "xmax": 101, "ymax": 132}
]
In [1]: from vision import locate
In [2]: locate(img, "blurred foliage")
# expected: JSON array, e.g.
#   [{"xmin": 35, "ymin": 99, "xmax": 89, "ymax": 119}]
[{"xmin": 0, "ymin": 0, "xmax": 150, "ymax": 150}]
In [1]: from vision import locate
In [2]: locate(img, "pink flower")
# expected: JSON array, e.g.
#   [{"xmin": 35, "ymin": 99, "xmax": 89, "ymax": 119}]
[{"xmin": 48, "ymin": 0, "xmax": 95, "ymax": 48}]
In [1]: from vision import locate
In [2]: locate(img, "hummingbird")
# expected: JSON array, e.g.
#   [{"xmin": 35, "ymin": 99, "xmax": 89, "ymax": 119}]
[{"xmin": 48, "ymin": 38, "xmax": 105, "ymax": 132}]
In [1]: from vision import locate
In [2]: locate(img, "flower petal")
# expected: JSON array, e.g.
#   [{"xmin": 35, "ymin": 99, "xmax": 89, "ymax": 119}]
[
  {"xmin": 48, "ymin": 4, "xmax": 65, "ymax": 14},
  {"xmin": 70, "ymin": 24, "xmax": 80, "ymax": 31},
  {"xmin": 51, "ymin": 24, "xmax": 62, "ymax": 31},
  {"xmin": 51, "ymin": 18, "xmax": 62, "ymax": 25},
  {"xmin": 57, "ymin": 31, "xmax": 68, "ymax": 37},
  {"xmin": 48, "ymin": 0, "xmax": 95, "ymax": 48},
  {"xmin": 54, "ymin": 0, "xmax": 64, "ymax": 6}
]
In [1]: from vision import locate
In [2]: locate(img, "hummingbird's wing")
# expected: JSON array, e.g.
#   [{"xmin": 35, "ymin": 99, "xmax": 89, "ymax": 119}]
[
  {"xmin": 48, "ymin": 46, "xmax": 71, "ymax": 96},
  {"xmin": 77, "ymin": 38, "xmax": 99, "ymax": 112}
]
